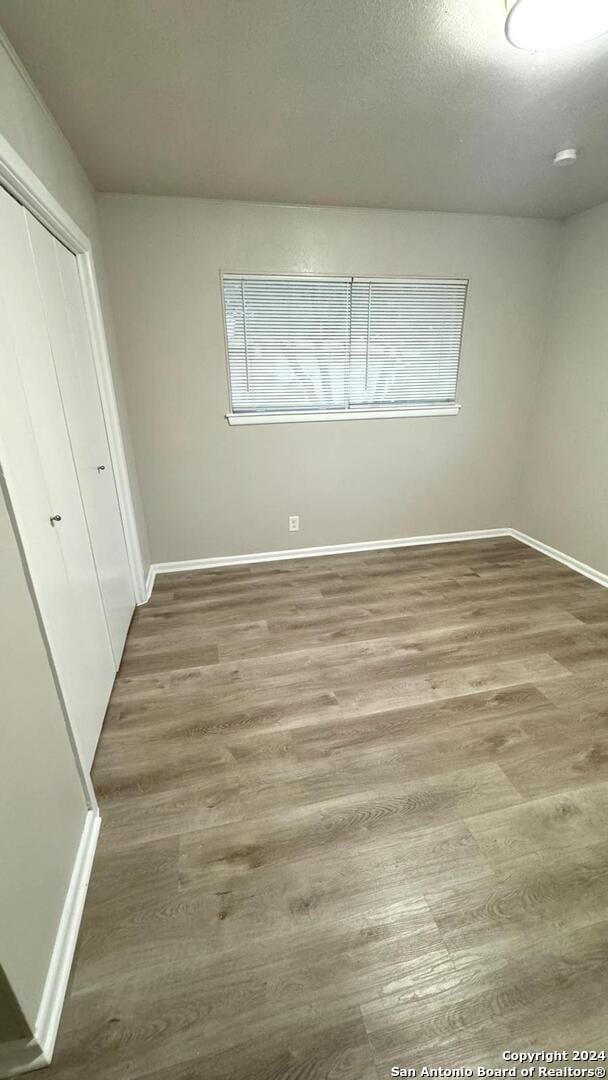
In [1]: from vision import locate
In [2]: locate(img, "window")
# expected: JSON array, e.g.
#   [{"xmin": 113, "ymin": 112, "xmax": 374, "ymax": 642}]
[{"xmin": 222, "ymin": 273, "xmax": 467, "ymax": 424}]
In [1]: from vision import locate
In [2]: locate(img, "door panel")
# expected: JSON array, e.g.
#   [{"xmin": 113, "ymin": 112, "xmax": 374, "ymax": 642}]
[
  {"xmin": 0, "ymin": 185, "xmax": 114, "ymax": 770},
  {"xmin": 27, "ymin": 215, "xmax": 134, "ymax": 662}
]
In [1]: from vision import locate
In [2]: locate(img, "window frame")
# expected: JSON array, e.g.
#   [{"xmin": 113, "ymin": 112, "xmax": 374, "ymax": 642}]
[{"xmin": 221, "ymin": 271, "xmax": 467, "ymax": 425}]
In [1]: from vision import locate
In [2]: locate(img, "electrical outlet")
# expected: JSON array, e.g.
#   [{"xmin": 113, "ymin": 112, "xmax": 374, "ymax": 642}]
[{"xmin": 289, "ymin": 515, "xmax": 300, "ymax": 532}]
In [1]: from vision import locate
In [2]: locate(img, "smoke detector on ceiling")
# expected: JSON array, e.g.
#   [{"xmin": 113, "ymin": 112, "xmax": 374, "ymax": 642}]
[
  {"xmin": 505, "ymin": 0, "xmax": 608, "ymax": 51},
  {"xmin": 552, "ymin": 148, "xmax": 578, "ymax": 166}
]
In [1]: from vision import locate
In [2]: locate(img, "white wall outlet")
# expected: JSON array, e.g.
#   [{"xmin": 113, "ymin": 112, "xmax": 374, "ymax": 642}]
[{"xmin": 289, "ymin": 515, "xmax": 300, "ymax": 532}]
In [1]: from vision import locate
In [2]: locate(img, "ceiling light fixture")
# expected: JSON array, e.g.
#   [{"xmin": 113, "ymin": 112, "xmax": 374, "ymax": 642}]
[{"xmin": 505, "ymin": 0, "xmax": 608, "ymax": 51}]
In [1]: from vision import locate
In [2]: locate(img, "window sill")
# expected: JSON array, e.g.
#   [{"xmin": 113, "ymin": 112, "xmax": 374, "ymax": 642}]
[{"xmin": 226, "ymin": 405, "xmax": 461, "ymax": 426}]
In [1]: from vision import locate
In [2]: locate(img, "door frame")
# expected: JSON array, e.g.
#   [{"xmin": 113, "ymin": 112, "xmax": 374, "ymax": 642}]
[{"xmin": 0, "ymin": 132, "xmax": 147, "ymax": 605}]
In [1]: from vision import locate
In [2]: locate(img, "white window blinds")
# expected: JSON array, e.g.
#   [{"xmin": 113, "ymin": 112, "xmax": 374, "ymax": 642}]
[{"xmin": 223, "ymin": 274, "xmax": 467, "ymax": 419}]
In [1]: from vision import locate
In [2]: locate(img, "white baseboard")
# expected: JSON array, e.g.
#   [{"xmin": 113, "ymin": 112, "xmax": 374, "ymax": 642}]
[
  {"xmin": 146, "ymin": 529, "xmax": 510, "ymax": 591},
  {"xmin": 140, "ymin": 564, "xmax": 155, "ymax": 604},
  {"xmin": 142, "ymin": 526, "xmax": 608, "ymax": 597},
  {"xmin": 510, "ymin": 529, "xmax": 608, "ymax": 589},
  {"xmin": 7, "ymin": 809, "xmax": 101, "ymax": 1075}
]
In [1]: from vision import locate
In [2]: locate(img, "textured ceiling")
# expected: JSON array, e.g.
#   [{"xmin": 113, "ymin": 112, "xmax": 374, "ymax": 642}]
[{"xmin": 2, "ymin": 0, "xmax": 608, "ymax": 218}]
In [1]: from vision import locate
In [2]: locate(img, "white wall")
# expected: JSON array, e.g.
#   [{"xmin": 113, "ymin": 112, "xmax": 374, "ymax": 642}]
[
  {"xmin": 0, "ymin": 488, "xmax": 86, "ymax": 1032},
  {"xmin": 515, "ymin": 201, "xmax": 608, "ymax": 577},
  {"xmin": 98, "ymin": 194, "xmax": 558, "ymax": 563}
]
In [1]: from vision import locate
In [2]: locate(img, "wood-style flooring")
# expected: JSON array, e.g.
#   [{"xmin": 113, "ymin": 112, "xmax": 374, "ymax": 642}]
[{"xmin": 45, "ymin": 538, "xmax": 608, "ymax": 1079}]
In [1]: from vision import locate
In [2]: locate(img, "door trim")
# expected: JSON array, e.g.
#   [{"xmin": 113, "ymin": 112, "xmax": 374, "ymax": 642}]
[{"xmin": 0, "ymin": 130, "xmax": 146, "ymax": 603}]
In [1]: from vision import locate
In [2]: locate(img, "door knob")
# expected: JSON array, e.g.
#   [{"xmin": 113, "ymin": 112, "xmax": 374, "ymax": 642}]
[
  {"xmin": 96, "ymin": 464, "xmax": 106, "ymax": 472},
  {"xmin": 49, "ymin": 514, "xmax": 62, "ymax": 526}
]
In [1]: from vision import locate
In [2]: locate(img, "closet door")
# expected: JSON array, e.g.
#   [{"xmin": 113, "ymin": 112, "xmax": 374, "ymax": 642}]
[
  {"xmin": 0, "ymin": 185, "xmax": 115, "ymax": 770},
  {"xmin": 27, "ymin": 214, "xmax": 135, "ymax": 663}
]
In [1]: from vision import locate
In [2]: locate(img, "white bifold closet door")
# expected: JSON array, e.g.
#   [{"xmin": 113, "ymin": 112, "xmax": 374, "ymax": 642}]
[
  {"xmin": 0, "ymin": 184, "xmax": 133, "ymax": 769},
  {"xmin": 27, "ymin": 214, "xmax": 134, "ymax": 662}
]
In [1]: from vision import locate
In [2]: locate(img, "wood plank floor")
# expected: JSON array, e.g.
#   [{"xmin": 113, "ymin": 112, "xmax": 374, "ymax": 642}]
[{"xmin": 45, "ymin": 538, "xmax": 608, "ymax": 1079}]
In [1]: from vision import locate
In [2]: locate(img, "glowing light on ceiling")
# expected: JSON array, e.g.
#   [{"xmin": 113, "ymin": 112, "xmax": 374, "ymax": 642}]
[{"xmin": 505, "ymin": 0, "xmax": 608, "ymax": 51}]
